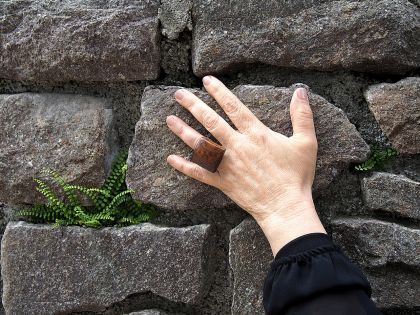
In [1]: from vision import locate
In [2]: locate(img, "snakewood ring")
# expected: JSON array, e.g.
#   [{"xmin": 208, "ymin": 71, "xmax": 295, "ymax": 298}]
[{"xmin": 192, "ymin": 136, "xmax": 226, "ymax": 173}]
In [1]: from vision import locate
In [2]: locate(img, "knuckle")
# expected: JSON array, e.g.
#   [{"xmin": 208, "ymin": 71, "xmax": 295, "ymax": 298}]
[
  {"xmin": 298, "ymin": 107, "xmax": 314, "ymax": 121},
  {"xmin": 223, "ymin": 98, "xmax": 241, "ymax": 115},
  {"xmin": 301, "ymin": 136, "xmax": 318, "ymax": 151},
  {"xmin": 192, "ymin": 164, "xmax": 203, "ymax": 180},
  {"xmin": 177, "ymin": 124, "xmax": 185, "ymax": 136},
  {"xmin": 252, "ymin": 129, "xmax": 269, "ymax": 145},
  {"xmin": 193, "ymin": 136, "xmax": 203, "ymax": 150},
  {"xmin": 202, "ymin": 111, "xmax": 219, "ymax": 131}
]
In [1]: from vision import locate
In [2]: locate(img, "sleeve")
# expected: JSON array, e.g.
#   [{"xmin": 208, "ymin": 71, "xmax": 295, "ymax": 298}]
[{"xmin": 263, "ymin": 233, "xmax": 383, "ymax": 315}]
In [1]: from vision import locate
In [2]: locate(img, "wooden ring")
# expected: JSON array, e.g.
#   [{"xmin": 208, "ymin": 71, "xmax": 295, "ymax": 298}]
[{"xmin": 192, "ymin": 136, "xmax": 226, "ymax": 173}]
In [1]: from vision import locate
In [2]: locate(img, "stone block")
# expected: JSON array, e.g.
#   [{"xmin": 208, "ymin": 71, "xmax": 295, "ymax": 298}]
[
  {"xmin": 1, "ymin": 221, "xmax": 212, "ymax": 314},
  {"xmin": 362, "ymin": 172, "xmax": 420, "ymax": 220},
  {"xmin": 332, "ymin": 218, "xmax": 420, "ymax": 308},
  {"xmin": 192, "ymin": 0, "xmax": 420, "ymax": 76},
  {"xmin": 332, "ymin": 218, "xmax": 420, "ymax": 268},
  {"xmin": 158, "ymin": 0, "xmax": 192, "ymax": 40},
  {"xmin": 365, "ymin": 77, "xmax": 420, "ymax": 154},
  {"xmin": 127, "ymin": 310, "xmax": 169, "ymax": 315},
  {"xmin": 127, "ymin": 85, "xmax": 369, "ymax": 211},
  {"xmin": 229, "ymin": 218, "xmax": 271, "ymax": 315},
  {"xmin": 0, "ymin": 93, "xmax": 118, "ymax": 204},
  {"xmin": 0, "ymin": 0, "xmax": 160, "ymax": 81}
]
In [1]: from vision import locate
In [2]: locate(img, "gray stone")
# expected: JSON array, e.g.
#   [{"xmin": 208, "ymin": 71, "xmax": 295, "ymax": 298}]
[
  {"xmin": 127, "ymin": 85, "xmax": 369, "ymax": 211},
  {"xmin": 367, "ymin": 269, "xmax": 420, "ymax": 309},
  {"xmin": 332, "ymin": 218, "xmax": 420, "ymax": 308},
  {"xmin": 229, "ymin": 218, "xmax": 272, "ymax": 315},
  {"xmin": 127, "ymin": 310, "xmax": 169, "ymax": 315},
  {"xmin": 159, "ymin": 0, "xmax": 192, "ymax": 40},
  {"xmin": 365, "ymin": 77, "xmax": 420, "ymax": 154},
  {"xmin": 0, "ymin": 93, "xmax": 118, "ymax": 204},
  {"xmin": 0, "ymin": 0, "xmax": 160, "ymax": 82},
  {"xmin": 192, "ymin": 0, "xmax": 420, "ymax": 76},
  {"xmin": 1, "ymin": 221, "xmax": 212, "ymax": 314},
  {"xmin": 332, "ymin": 218, "xmax": 420, "ymax": 268},
  {"xmin": 362, "ymin": 172, "xmax": 420, "ymax": 220}
]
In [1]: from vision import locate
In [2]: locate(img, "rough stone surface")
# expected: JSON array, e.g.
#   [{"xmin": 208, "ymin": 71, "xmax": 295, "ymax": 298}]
[
  {"xmin": 367, "ymin": 268, "xmax": 420, "ymax": 309},
  {"xmin": 332, "ymin": 218, "xmax": 420, "ymax": 268},
  {"xmin": 127, "ymin": 310, "xmax": 169, "ymax": 315},
  {"xmin": 0, "ymin": 0, "xmax": 160, "ymax": 82},
  {"xmin": 127, "ymin": 85, "xmax": 369, "ymax": 211},
  {"xmin": 192, "ymin": 0, "xmax": 420, "ymax": 76},
  {"xmin": 159, "ymin": 0, "xmax": 192, "ymax": 40},
  {"xmin": 365, "ymin": 77, "xmax": 420, "ymax": 154},
  {"xmin": 332, "ymin": 218, "xmax": 420, "ymax": 308},
  {"xmin": 362, "ymin": 172, "xmax": 420, "ymax": 220},
  {"xmin": 229, "ymin": 218, "xmax": 272, "ymax": 315},
  {"xmin": 0, "ymin": 93, "xmax": 118, "ymax": 204},
  {"xmin": 1, "ymin": 221, "xmax": 213, "ymax": 315}
]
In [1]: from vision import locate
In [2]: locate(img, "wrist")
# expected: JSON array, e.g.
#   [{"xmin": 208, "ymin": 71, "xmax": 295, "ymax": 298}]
[{"xmin": 254, "ymin": 194, "xmax": 326, "ymax": 256}]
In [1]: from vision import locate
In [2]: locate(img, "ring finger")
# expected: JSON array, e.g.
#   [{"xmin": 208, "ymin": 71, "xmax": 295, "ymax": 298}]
[{"xmin": 166, "ymin": 115, "xmax": 203, "ymax": 149}]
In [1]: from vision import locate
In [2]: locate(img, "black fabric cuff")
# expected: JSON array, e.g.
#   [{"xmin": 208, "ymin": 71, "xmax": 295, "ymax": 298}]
[{"xmin": 275, "ymin": 232, "xmax": 333, "ymax": 259}]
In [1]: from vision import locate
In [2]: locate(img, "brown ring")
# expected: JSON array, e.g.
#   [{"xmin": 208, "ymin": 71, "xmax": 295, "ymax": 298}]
[{"xmin": 192, "ymin": 136, "xmax": 226, "ymax": 173}]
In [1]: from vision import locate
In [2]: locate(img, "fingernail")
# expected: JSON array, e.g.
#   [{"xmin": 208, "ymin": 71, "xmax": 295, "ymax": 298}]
[
  {"xmin": 167, "ymin": 155, "xmax": 175, "ymax": 163},
  {"xmin": 175, "ymin": 89, "xmax": 185, "ymax": 101},
  {"xmin": 166, "ymin": 115, "xmax": 175, "ymax": 127},
  {"xmin": 296, "ymin": 88, "xmax": 308, "ymax": 101},
  {"xmin": 203, "ymin": 76, "xmax": 212, "ymax": 85}
]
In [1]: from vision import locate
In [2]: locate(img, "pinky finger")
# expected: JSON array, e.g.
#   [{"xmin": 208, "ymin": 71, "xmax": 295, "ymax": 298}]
[{"xmin": 167, "ymin": 155, "xmax": 220, "ymax": 187}]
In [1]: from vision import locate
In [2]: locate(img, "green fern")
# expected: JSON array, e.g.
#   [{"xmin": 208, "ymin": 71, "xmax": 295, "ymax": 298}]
[
  {"xmin": 354, "ymin": 146, "xmax": 398, "ymax": 172},
  {"xmin": 17, "ymin": 150, "xmax": 156, "ymax": 228}
]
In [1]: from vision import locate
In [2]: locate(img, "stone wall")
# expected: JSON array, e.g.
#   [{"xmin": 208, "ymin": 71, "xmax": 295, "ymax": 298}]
[{"xmin": 0, "ymin": 0, "xmax": 419, "ymax": 314}]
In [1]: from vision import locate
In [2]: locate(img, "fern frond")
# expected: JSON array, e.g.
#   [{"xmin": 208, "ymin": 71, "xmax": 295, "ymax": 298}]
[
  {"xmin": 66, "ymin": 185, "xmax": 110, "ymax": 209},
  {"xmin": 20, "ymin": 149, "xmax": 156, "ymax": 228},
  {"xmin": 101, "ymin": 150, "xmax": 128, "ymax": 195},
  {"xmin": 354, "ymin": 146, "xmax": 398, "ymax": 172},
  {"xmin": 41, "ymin": 169, "xmax": 81, "ymax": 209},
  {"xmin": 105, "ymin": 190, "xmax": 134, "ymax": 214}
]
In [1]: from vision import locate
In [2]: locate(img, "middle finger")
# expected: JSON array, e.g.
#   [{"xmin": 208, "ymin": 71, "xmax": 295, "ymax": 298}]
[{"xmin": 174, "ymin": 89, "xmax": 235, "ymax": 146}]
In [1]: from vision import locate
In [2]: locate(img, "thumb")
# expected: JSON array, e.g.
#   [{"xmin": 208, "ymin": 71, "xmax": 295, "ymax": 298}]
[{"xmin": 289, "ymin": 88, "xmax": 316, "ymax": 138}]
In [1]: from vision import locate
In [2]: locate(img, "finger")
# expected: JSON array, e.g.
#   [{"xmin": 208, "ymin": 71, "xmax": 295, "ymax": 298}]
[
  {"xmin": 289, "ymin": 88, "xmax": 316, "ymax": 138},
  {"xmin": 174, "ymin": 89, "xmax": 235, "ymax": 146},
  {"xmin": 167, "ymin": 154, "xmax": 220, "ymax": 187},
  {"xmin": 202, "ymin": 76, "xmax": 263, "ymax": 133},
  {"xmin": 166, "ymin": 115, "xmax": 203, "ymax": 150}
]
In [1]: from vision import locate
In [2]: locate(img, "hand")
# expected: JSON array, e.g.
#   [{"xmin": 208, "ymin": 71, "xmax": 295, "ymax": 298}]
[{"xmin": 166, "ymin": 76, "xmax": 326, "ymax": 255}]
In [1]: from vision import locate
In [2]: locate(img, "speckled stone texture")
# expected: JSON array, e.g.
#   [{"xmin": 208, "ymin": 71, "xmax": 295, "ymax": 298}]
[
  {"xmin": 229, "ymin": 218, "xmax": 272, "ymax": 315},
  {"xmin": 1, "ymin": 221, "xmax": 213, "ymax": 315},
  {"xmin": 0, "ymin": 0, "xmax": 161, "ymax": 82},
  {"xmin": 362, "ymin": 172, "xmax": 420, "ymax": 220},
  {"xmin": 0, "ymin": 93, "xmax": 118, "ymax": 204},
  {"xmin": 192, "ymin": 0, "xmax": 420, "ymax": 76},
  {"xmin": 158, "ymin": 0, "xmax": 192, "ymax": 40},
  {"xmin": 127, "ymin": 85, "xmax": 369, "ymax": 211},
  {"xmin": 365, "ymin": 77, "xmax": 420, "ymax": 154},
  {"xmin": 0, "ymin": 0, "xmax": 419, "ymax": 313},
  {"xmin": 332, "ymin": 218, "xmax": 420, "ymax": 308},
  {"xmin": 127, "ymin": 311, "xmax": 169, "ymax": 315},
  {"xmin": 332, "ymin": 218, "xmax": 419, "ymax": 268}
]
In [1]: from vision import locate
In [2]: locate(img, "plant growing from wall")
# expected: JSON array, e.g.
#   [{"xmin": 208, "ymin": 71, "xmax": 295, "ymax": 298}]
[
  {"xmin": 354, "ymin": 146, "xmax": 398, "ymax": 172},
  {"xmin": 17, "ymin": 150, "xmax": 155, "ymax": 227}
]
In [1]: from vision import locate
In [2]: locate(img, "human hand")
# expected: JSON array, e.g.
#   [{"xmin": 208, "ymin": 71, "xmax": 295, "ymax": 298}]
[{"xmin": 166, "ymin": 76, "xmax": 326, "ymax": 255}]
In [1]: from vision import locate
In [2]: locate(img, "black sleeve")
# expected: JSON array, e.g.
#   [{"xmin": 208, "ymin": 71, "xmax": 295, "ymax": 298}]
[{"xmin": 263, "ymin": 233, "xmax": 382, "ymax": 315}]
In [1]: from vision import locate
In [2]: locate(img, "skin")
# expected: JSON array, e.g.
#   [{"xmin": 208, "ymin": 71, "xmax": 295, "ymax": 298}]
[{"xmin": 166, "ymin": 76, "xmax": 326, "ymax": 256}]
